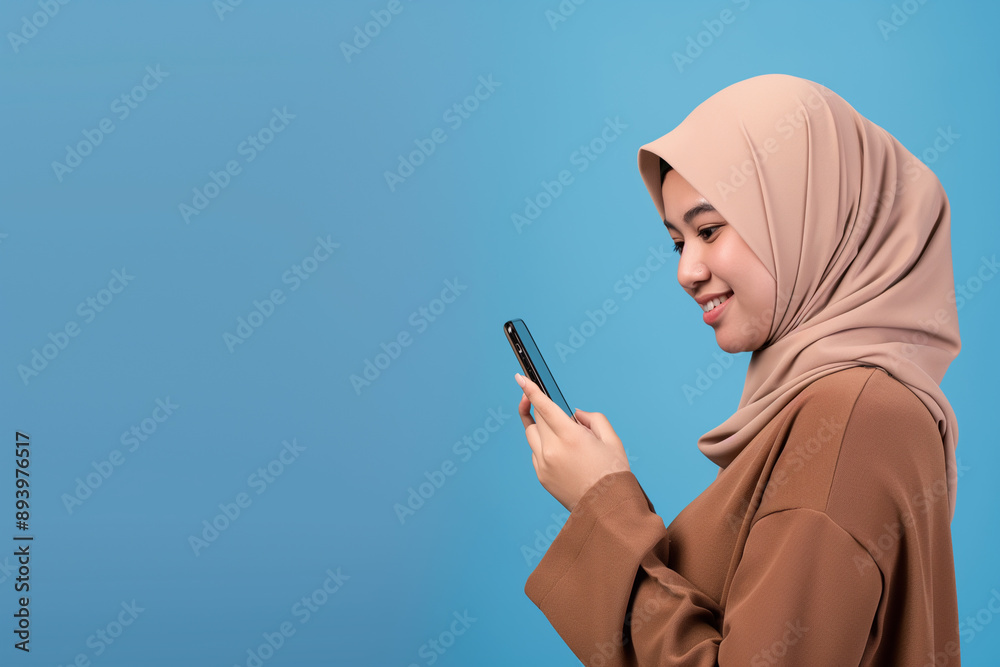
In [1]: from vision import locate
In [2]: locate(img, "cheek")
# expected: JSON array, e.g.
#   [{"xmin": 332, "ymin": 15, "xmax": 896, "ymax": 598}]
[
  {"xmin": 717, "ymin": 245, "xmax": 776, "ymax": 337},
  {"xmin": 713, "ymin": 243, "xmax": 754, "ymax": 294}
]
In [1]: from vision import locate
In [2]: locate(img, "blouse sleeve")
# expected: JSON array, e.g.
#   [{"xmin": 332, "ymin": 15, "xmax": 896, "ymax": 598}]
[{"xmin": 524, "ymin": 471, "xmax": 883, "ymax": 666}]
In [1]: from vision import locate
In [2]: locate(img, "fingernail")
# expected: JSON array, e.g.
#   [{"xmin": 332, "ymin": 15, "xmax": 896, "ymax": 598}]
[{"xmin": 514, "ymin": 373, "xmax": 526, "ymax": 387}]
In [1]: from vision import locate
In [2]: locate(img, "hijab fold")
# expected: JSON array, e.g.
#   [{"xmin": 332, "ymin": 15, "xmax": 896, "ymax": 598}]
[{"xmin": 636, "ymin": 74, "xmax": 961, "ymax": 519}]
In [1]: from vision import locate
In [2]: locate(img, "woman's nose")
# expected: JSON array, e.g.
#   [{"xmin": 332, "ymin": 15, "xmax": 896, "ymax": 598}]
[{"xmin": 677, "ymin": 247, "xmax": 709, "ymax": 290}]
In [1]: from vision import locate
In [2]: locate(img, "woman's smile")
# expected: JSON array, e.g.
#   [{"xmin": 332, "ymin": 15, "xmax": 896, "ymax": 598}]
[{"xmin": 698, "ymin": 291, "xmax": 733, "ymax": 324}]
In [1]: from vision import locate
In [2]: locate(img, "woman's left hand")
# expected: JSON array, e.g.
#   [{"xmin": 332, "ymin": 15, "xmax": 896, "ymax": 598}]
[{"xmin": 516, "ymin": 373, "xmax": 631, "ymax": 512}]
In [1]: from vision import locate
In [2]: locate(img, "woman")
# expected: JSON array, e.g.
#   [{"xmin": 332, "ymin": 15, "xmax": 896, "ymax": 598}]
[{"xmin": 514, "ymin": 74, "xmax": 962, "ymax": 665}]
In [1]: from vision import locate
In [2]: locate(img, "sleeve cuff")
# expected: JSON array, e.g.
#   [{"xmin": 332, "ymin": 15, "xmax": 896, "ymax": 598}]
[{"xmin": 524, "ymin": 470, "xmax": 662, "ymax": 607}]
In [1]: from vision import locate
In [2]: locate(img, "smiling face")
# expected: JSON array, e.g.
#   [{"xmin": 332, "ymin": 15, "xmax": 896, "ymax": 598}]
[{"xmin": 661, "ymin": 168, "xmax": 777, "ymax": 353}]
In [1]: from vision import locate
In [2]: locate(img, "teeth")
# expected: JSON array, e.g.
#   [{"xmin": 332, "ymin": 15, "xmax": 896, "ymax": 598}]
[{"xmin": 701, "ymin": 294, "xmax": 731, "ymax": 313}]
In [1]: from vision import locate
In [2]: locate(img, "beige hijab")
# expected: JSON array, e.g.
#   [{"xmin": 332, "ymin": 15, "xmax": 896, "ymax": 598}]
[{"xmin": 637, "ymin": 74, "xmax": 962, "ymax": 518}]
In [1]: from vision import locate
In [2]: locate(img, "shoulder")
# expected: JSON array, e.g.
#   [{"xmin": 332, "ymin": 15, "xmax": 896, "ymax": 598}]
[
  {"xmin": 783, "ymin": 365, "xmax": 939, "ymax": 457},
  {"xmin": 792, "ymin": 364, "xmax": 926, "ymax": 417},
  {"xmin": 755, "ymin": 366, "xmax": 945, "ymax": 524},
  {"xmin": 822, "ymin": 368, "xmax": 949, "ymax": 536}
]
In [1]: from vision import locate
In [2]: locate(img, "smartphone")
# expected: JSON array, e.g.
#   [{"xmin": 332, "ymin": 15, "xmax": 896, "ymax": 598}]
[{"xmin": 504, "ymin": 319, "xmax": 579, "ymax": 423}]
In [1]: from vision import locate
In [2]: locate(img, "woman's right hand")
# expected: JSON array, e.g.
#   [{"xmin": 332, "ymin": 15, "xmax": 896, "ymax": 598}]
[{"xmin": 516, "ymin": 373, "xmax": 631, "ymax": 512}]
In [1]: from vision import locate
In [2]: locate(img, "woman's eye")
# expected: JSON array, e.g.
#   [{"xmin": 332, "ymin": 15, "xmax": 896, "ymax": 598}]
[
  {"xmin": 698, "ymin": 226, "xmax": 720, "ymax": 241},
  {"xmin": 671, "ymin": 226, "xmax": 720, "ymax": 253}
]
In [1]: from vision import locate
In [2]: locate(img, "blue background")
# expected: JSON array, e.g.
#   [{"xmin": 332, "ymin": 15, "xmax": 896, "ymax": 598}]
[{"xmin": 2, "ymin": 1, "xmax": 998, "ymax": 665}]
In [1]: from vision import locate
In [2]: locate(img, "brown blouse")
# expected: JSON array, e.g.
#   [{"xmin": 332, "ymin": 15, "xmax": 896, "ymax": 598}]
[{"xmin": 525, "ymin": 367, "xmax": 960, "ymax": 666}]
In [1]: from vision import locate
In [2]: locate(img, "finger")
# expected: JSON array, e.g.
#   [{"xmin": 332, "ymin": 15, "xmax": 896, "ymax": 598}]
[
  {"xmin": 530, "ymin": 395, "xmax": 558, "ymax": 447},
  {"xmin": 518, "ymin": 393, "xmax": 546, "ymax": 462},
  {"xmin": 523, "ymin": 421, "xmax": 542, "ymax": 462},
  {"xmin": 515, "ymin": 373, "xmax": 576, "ymax": 439},
  {"xmin": 515, "ymin": 377, "xmax": 561, "ymax": 447},
  {"xmin": 517, "ymin": 387, "xmax": 559, "ymax": 465},
  {"xmin": 518, "ymin": 391, "xmax": 551, "ymax": 457},
  {"xmin": 518, "ymin": 392, "xmax": 535, "ymax": 428},
  {"xmin": 574, "ymin": 409, "xmax": 621, "ymax": 445}
]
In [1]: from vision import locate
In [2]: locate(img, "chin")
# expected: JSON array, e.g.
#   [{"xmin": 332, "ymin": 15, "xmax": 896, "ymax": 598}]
[
  {"xmin": 714, "ymin": 331, "xmax": 753, "ymax": 354},
  {"xmin": 716, "ymin": 340, "xmax": 744, "ymax": 354}
]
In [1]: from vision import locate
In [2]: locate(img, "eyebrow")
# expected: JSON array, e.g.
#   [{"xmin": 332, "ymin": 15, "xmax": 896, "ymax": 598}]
[{"xmin": 663, "ymin": 202, "xmax": 717, "ymax": 231}]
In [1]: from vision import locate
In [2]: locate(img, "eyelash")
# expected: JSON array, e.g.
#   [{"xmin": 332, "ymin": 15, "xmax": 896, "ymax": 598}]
[{"xmin": 671, "ymin": 226, "xmax": 720, "ymax": 253}]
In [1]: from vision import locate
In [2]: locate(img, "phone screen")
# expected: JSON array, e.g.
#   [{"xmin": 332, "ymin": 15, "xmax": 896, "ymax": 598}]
[{"xmin": 504, "ymin": 319, "xmax": 578, "ymax": 423}]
